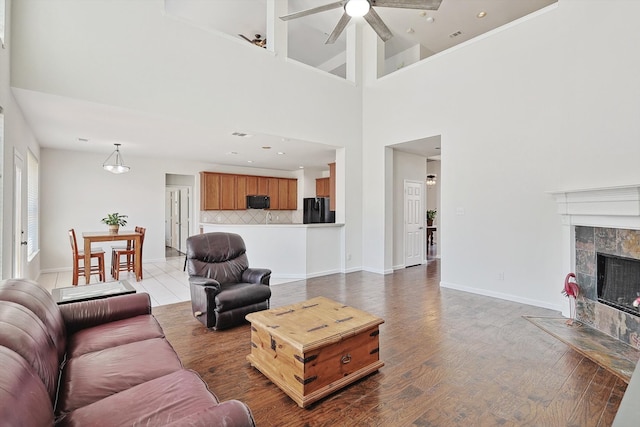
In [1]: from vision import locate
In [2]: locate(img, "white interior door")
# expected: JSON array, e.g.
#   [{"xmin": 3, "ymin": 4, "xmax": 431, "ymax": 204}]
[
  {"xmin": 404, "ymin": 180, "xmax": 424, "ymax": 267},
  {"xmin": 178, "ymin": 187, "xmax": 190, "ymax": 253},
  {"xmin": 13, "ymin": 151, "xmax": 26, "ymax": 278},
  {"xmin": 165, "ymin": 186, "xmax": 191, "ymax": 253}
]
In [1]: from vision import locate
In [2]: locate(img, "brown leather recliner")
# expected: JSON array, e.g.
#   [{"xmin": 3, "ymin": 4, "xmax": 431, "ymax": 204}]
[{"xmin": 186, "ymin": 232, "xmax": 272, "ymax": 330}]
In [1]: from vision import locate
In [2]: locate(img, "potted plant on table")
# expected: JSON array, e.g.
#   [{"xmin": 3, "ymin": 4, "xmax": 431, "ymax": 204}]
[
  {"xmin": 426, "ymin": 210, "xmax": 437, "ymax": 226},
  {"xmin": 101, "ymin": 213, "xmax": 128, "ymax": 233}
]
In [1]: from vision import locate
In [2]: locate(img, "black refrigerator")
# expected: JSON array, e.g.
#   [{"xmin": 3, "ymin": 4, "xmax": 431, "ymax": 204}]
[{"xmin": 303, "ymin": 197, "xmax": 335, "ymax": 224}]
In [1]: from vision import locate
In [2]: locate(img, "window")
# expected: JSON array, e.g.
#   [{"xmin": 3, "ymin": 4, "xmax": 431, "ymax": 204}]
[
  {"xmin": 0, "ymin": 0, "xmax": 5, "ymax": 48},
  {"xmin": 27, "ymin": 149, "xmax": 39, "ymax": 260}
]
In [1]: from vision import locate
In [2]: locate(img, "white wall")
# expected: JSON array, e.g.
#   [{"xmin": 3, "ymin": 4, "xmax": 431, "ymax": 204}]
[
  {"xmin": 364, "ymin": 0, "xmax": 640, "ymax": 311},
  {"xmin": 40, "ymin": 148, "xmax": 317, "ymax": 272},
  {"xmin": 10, "ymin": 0, "xmax": 364, "ymax": 274},
  {"xmin": 0, "ymin": 0, "xmax": 41, "ymax": 280}
]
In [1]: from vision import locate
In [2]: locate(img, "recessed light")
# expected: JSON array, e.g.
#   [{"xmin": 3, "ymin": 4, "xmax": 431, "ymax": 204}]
[
  {"xmin": 425, "ymin": 16, "xmax": 435, "ymax": 23},
  {"xmin": 247, "ymin": 160, "xmax": 254, "ymax": 163},
  {"xmin": 477, "ymin": 11, "xmax": 487, "ymax": 18},
  {"xmin": 406, "ymin": 28, "xmax": 414, "ymax": 34},
  {"xmin": 232, "ymin": 132, "xmax": 252, "ymax": 137},
  {"xmin": 227, "ymin": 151, "xmax": 238, "ymax": 155},
  {"xmin": 277, "ymin": 151, "xmax": 285, "ymax": 155},
  {"xmin": 418, "ymin": 11, "xmax": 426, "ymax": 17},
  {"xmin": 78, "ymin": 138, "xmax": 89, "ymax": 142},
  {"xmin": 262, "ymin": 146, "xmax": 271, "ymax": 150},
  {"xmin": 298, "ymin": 166, "xmax": 304, "ymax": 169}
]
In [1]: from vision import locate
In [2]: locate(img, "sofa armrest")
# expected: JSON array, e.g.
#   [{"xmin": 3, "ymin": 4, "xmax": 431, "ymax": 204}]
[
  {"xmin": 165, "ymin": 401, "xmax": 256, "ymax": 427},
  {"xmin": 242, "ymin": 268, "xmax": 271, "ymax": 286},
  {"xmin": 60, "ymin": 292, "xmax": 152, "ymax": 334}
]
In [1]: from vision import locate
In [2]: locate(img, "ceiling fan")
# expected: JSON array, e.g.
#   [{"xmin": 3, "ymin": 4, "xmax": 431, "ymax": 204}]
[
  {"xmin": 239, "ymin": 33, "xmax": 267, "ymax": 48},
  {"xmin": 280, "ymin": 0, "xmax": 443, "ymax": 44}
]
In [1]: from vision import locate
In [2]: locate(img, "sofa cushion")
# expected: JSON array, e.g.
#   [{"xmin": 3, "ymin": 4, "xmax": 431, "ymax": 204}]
[
  {"xmin": 57, "ymin": 337, "xmax": 183, "ymax": 414},
  {"xmin": 56, "ymin": 370, "xmax": 225, "ymax": 426},
  {"xmin": 0, "ymin": 346, "xmax": 54, "ymax": 427},
  {"xmin": 0, "ymin": 279, "xmax": 66, "ymax": 359},
  {"xmin": 0, "ymin": 301, "xmax": 60, "ymax": 400},
  {"xmin": 66, "ymin": 314, "xmax": 164, "ymax": 358}
]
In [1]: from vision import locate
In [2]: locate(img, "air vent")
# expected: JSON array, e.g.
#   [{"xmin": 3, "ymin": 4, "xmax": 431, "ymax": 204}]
[{"xmin": 449, "ymin": 30, "xmax": 462, "ymax": 38}]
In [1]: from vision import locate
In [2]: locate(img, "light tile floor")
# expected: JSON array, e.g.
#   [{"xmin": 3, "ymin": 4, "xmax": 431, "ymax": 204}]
[{"xmin": 37, "ymin": 254, "xmax": 293, "ymax": 307}]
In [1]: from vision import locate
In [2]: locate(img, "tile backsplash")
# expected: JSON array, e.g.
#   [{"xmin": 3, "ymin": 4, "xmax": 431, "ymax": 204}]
[{"xmin": 200, "ymin": 210, "xmax": 303, "ymax": 224}]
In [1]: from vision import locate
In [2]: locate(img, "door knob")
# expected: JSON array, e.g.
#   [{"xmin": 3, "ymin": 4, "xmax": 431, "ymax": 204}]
[{"xmin": 21, "ymin": 241, "xmax": 28, "ymax": 245}]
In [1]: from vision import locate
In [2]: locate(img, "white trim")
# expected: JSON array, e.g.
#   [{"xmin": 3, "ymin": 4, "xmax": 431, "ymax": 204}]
[{"xmin": 440, "ymin": 281, "xmax": 563, "ymax": 312}]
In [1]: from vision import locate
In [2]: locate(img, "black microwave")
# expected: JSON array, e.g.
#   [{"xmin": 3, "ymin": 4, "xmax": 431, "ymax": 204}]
[{"xmin": 246, "ymin": 195, "xmax": 270, "ymax": 209}]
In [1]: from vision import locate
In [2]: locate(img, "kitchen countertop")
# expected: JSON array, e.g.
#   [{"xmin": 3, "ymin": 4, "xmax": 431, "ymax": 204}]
[{"xmin": 200, "ymin": 223, "xmax": 344, "ymax": 228}]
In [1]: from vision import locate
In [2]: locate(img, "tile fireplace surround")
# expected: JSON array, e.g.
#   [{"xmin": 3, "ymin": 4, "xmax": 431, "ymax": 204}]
[{"xmin": 552, "ymin": 185, "xmax": 640, "ymax": 349}]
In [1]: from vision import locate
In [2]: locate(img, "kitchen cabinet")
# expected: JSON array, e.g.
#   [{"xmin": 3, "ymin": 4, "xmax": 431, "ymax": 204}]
[
  {"xmin": 267, "ymin": 178, "xmax": 280, "ymax": 209},
  {"xmin": 316, "ymin": 178, "xmax": 330, "ymax": 197},
  {"xmin": 236, "ymin": 176, "xmax": 248, "ymax": 210},
  {"xmin": 287, "ymin": 179, "xmax": 298, "ymax": 210},
  {"xmin": 220, "ymin": 174, "xmax": 237, "ymax": 210},
  {"xmin": 201, "ymin": 172, "xmax": 297, "ymax": 211},
  {"xmin": 200, "ymin": 172, "xmax": 220, "ymax": 210}
]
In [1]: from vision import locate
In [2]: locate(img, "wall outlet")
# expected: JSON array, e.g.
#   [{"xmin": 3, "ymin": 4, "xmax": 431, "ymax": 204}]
[{"xmin": 498, "ymin": 272, "xmax": 505, "ymax": 281}]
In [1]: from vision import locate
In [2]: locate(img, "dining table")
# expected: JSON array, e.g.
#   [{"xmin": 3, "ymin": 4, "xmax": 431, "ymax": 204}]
[{"xmin": 82, "ymin": 230, "xmax": 143, "ymax": 284}]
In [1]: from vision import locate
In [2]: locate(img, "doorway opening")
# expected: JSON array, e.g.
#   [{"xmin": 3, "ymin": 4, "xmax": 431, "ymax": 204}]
[{"xmin": 165, "ymin": 174, "xmax": 195, "ymax": 258}]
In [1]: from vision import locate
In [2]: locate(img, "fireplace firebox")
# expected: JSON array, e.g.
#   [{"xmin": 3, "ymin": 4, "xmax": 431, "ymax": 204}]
[{"xmin": 597, "ymin": 252, "xmax": 640, "ymax": 317}]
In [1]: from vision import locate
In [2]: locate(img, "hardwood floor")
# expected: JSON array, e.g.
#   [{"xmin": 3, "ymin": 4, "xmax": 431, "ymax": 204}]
[{"xmin": 153, "ymin": 260, "xmax": 627, "ymax": 426}]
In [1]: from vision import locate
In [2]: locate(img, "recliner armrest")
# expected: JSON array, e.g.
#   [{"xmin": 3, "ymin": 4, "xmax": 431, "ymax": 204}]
[
  {"xmin": 242, "ymin": 268, "xmax": 271, "ymax": 286},
  {"xmin": 188, "ymin": 277, "xmax": 222, "ymax": 291}
]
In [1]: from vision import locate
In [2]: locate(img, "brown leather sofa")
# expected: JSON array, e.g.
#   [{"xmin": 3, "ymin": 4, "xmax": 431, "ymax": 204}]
[
  {"xmin": 186, "ymin": 232, "xmax": 272, "ymax": 330},
  {"xmin": 0, "ymin": 279, "xmax": 256, "ymax": 426}
]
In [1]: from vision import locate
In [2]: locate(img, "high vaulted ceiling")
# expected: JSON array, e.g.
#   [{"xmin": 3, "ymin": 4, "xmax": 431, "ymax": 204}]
[{"xmin": 14, "ymin": 0, "xmax": 556, "ymax": 172}]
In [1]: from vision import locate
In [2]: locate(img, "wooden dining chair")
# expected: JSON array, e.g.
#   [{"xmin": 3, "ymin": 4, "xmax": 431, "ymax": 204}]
[
  {"xmin": 68, "ymin": 229, "xmax": 105, "ymax": 286},
  {"xmin": 111, "ymin": 226, "xmax": 146, "ymax": 280}
]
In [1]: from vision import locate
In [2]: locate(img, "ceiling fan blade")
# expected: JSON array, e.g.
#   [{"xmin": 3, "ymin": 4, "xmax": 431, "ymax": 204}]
[
  {"xmin": 363, "ymin": 8, "xmax": 393, "ymax": 42},
  {"xmin": 325, "ymin": 12, "xmax": 352, "ymax": 44},
  {"xmin": 280, "ymin": 1, "xmax": 346, "ymax": 21},
  {"xmin": 371, "ymin": 0, "xmax": 443, "ymax": 10}
]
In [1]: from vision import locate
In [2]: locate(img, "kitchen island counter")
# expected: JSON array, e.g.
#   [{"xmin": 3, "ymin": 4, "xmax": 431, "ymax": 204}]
[{"xmin": 199, "ymin": 223, "xmax": 344, "ymax": 281}]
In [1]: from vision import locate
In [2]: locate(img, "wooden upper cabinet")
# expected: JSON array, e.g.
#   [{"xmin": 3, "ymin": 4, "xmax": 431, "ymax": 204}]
[
  {"xmin": 236, "ymin": 176, "xmax": 248, "ymax": 210},
  {"xmin": 316, "ymin": 178, "xmax": 330, "ymax": 197},
  {"xmin": 201, "ymin": 172, "xmax": 298, "ymax": 211},
  {"xmin": 328, "ymin": 162, "xmax": 336, "ymax": 211},
  {"xmin": 287, "ymin": 179, "xmax": 298, "ymax": 210},
  {"xmin": 219, "ymin": 174, "xmax": 237, "ymax": 210},
  {"xmin": 278, "ymin": 179, "xmax": 288, "ymax": 210},
  {"xmin": 267, "ymin": 178, "xmax": 280, "ymax": 210},
  {"xmin": 200, "ymin": 172, "xmax": 220, "ymax": 210},
  {"xmin": 257, "ymin": 177, "xmax": 269, "ymax": 195},
  {"xmin": 246, "ymin": 176, "xmax": 258, "ymax": 196}
]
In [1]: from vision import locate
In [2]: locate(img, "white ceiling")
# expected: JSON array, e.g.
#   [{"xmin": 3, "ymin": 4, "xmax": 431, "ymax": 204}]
[{"xmin": 16, "ymin": 0, "xmax": 556, "ymax": 172}]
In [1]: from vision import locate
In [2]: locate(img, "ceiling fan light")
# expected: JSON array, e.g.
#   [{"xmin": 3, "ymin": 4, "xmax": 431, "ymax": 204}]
[{"xmin": 345, "ymin": 0, "xmax": 370, "ymax": 18}]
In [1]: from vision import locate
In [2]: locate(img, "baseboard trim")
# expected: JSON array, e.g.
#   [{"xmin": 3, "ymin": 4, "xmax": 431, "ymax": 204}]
[{"xmin": 440, "ymin": 281, "xmax": 563, "ymax": 312}]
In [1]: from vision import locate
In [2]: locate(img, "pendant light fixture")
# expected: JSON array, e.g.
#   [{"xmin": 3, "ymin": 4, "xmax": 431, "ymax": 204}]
[
  {"xmin": 426, "ymin": 174, "xmax": 437, "ymax": 186},
  {"xmin": 102, "ymin": 143, "xmax": 131, "ymax": 174}
]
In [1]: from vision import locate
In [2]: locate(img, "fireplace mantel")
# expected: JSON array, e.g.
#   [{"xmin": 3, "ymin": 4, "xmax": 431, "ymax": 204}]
[{"xmin": 550, "ymin": 184, "xmax": 640, "ymax": 229}]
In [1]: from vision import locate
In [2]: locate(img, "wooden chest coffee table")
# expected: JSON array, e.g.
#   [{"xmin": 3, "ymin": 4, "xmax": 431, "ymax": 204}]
[{"xmin": 245, "ymin": 296, "xmax": 384, "ymax": 408}]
